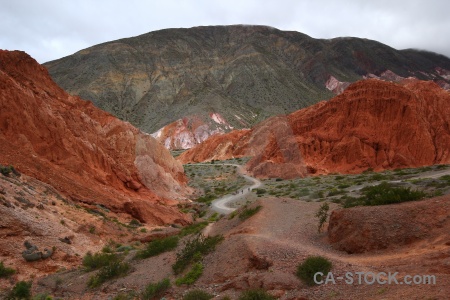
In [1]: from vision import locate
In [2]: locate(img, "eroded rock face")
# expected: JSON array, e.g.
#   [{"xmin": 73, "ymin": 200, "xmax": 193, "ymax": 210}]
[
  {"xmin": 0, "ymin": 50, "xmax": 190, "ymax": 225},
  {"xmin": 151, "ymin": 114, "xmax": 234, "ymax": 150},
  {"xmin": 179, "ymin": 79, "xmax": 450, "ymax": 178}
]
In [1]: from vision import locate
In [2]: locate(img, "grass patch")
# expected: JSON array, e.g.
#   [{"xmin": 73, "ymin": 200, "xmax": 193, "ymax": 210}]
[
  {"xmin": 183, "ymin": 289, "xmax": 214, "ymax": 300},
  {"xmin": 6, "ymin": 281, "xmax": 32, "ymax": 300},
  {"xmin": 175, "ymin": 262, "xmax": 203, "ymax": 286},
  {"xmin": 172, "ymin": 234, "xmax": 224, "ymax": 275},
  {"xmin": 239, "ymin": 205, "xmax": 262, "ymax": 220},
  {"xmin": 296, "ymin": 256, "xmax": 332, "ymax": 286},
  {"xmin": 88, "ymin": 260, "xmax": 130, "ymax": 288},
  {"xmin": 141, "ymin": 278, "xmax": 170, "ymax": 300},
  {"xmin": 135, "ymin": 236, "xmax": 179, "ymax": 259},
  {"xmin": 82, "ymin": 251, "xmax": 120, "ymax": 271},
  {"xmin": 179, "ymin": 222, "xmax": 208, "ymax": 237},
  {"xmin": 0, "ymin": 261, "xmax": 15, "ymax": 278},
  {"xmin": 343, "ymin": 182, "xmax": 426, "ymax": 208},
  {"xmin": 238, "ymin": 289, "xmax": 275, "ymax": 300}
]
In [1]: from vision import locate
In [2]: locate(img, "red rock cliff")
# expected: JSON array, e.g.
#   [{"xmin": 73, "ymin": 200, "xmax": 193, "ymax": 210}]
[
  {"xmin": 0, "ymin": 50, "xmax": 190, "ymax": 225},
  {"xmin": 179, "ymin": 79, "xmax": 450, "ymax": 178}
]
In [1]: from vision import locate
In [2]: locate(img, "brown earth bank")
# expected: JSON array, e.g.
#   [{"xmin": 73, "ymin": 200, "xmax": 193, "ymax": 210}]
[
  {"xmin": 28, "ymin": 197, "xmax": 450, "ymax": 299},
  {"xmin": 179, "ymin": 79, "xmax": 450, "ymax": 179},
  {"xmin": 0, "ymin": 50, "xmax": 192, "ymax": 225}
]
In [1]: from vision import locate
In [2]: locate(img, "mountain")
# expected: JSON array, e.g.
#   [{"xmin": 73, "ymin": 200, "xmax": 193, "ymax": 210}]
[
  {"xmin": 0, "ymin": 50, "xmax": 191, "ymax": 225},
  {"xmin": 178, "ymin": 79, "xmax": 450, "ymax": 178},
  {"xmin": 43, "ymin": 25, "xmax": 450, "ymax": 148}
]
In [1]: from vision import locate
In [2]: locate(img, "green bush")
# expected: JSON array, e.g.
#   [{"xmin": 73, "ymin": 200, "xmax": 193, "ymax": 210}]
[
  {"xmin": 7, "ymin": 281, "xmax": 32, "ymax": 300},
  {"xmin": 296, "ymin": 256, "xmax": 332, "ymax": 286},
  {"xmin": 82, "ymin": 251, "xmax": 119, "ymax": 271},
  {"xmin": 175, "ymin": 263, "xmax": 203, "ymax": 285},
  {"xmin": 344, "ymin": 182, "xmax": 426, "ymax": 208},
  {"xmin": 135, "ymin": 236, "xmax": 179, "ymax": 259},
  {"xmin": 315, "ymin": 202, "xmax": 329, "ymax": 233},
  {"xmin": 32, "ymin": 294, "xmax": 53, "ymax": 300},
  {"xmin": 239, "ymin": 205, "xmax": 262, "ymax": 220},
  {"xmin": 238, "ymin": 289, "xmax": 275, "ymax": 300},
  {"xmin": 141, "ymin": 278, "xmax": 170, "ymax": 300},
  {"xmin": 88, "ymin": 261, "xmax": 130, "ymax": 288},
  {"xmin": 255, "ymin": 188, "xmax": 267, "ymax": 195},
  {"xmin": 0, "ymin": 261, "xmax": 15, "ymax": 278},
  {"xmin": 172, "ymin": 234, "xmax": 224, "ymax": 274},
  {"xmin": 183, "ymin": 289, "xmax": 213, "ymax": 300},
  {"xmin": 179, "ymin": 222, "xmax": 208, "ymax": 237}
]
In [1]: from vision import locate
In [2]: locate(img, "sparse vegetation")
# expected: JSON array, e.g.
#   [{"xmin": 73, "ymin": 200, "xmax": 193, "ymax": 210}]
[
  {"xmin": 135, "ymin": 236, "xmax": 179, "ymax": 259},
  {"xmin": 343, "ymin": 182, "xmax": 426, "ymax": 208},
  {"xmin": 238, "ymin": 289, "xmax": 275, "ymax": 300},
  {"xmin": 172, "ymin": 234, "xmax": 224, "ymax": 274},
  {"xmin": 175, "ymin": 262, "xmax": 203, "ymax": 285},
  {"xmin": 315, "ymin": 202, "xmax": 329, "ymax": 233},
  {"xmin": 82, "ymin": 251, "xmax": 119, "ymax": 271},
  {"xmin": 141, "ymin": 278, "xmax": 170, "ymax": 300},
  {"xmin": 239, "ymin": 205, "xmax": 262, "ymax": 220},
  {"xmin": 296, "ymin": 256, "xmax": 332, "ymax": 286},
  {"xmin": 0, "ymin": 261, "xmax": 16, "ymax": 278},
  {"xmin": 87, "ymin": 260, "xmax": 130, "ymax": 288},
  {"xmin": 179, "ymin": 222, "xmax": 208, "ymax": 237},
  {"xmin": 183, "ymin": 289, "xmax": 214, "ymax": 300},
  {"xmin": 6, "ymin": 281, "xmax": 32, "ymax": 300}
]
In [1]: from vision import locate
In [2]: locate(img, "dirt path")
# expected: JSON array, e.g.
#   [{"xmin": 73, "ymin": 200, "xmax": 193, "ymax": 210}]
[
  {"xmin": 192, "ymin": 163, "xmax": 262, "ymax": 214},
  {"xmin": 210, "ymin": 164, "xmax": 261, "ymax": 214}
]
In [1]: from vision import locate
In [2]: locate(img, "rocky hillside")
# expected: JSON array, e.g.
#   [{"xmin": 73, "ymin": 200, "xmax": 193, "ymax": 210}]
[
  {"xmin": 179, "ymin": 79, "xmax": 450, "ymax": 178},
  {"xmin": 44, "ymin": 25, "xmax": 450, "ymax": 148},
  {"xmin": 0, "ymin": 50, "xmax": 191, "ymax": 225}
]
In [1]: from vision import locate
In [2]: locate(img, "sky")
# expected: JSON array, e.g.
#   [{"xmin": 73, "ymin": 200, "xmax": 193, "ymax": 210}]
[{"xmin": 1, "ymin": 0, "xmax": 449, "ymax": 63}]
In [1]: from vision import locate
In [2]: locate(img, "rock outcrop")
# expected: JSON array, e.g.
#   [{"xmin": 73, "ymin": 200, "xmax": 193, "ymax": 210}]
[
  {"xmin": 44, "ymin": 25, "xmax": 450, "ymax": 148},
  {"xmin": 179, "ymin": 79, "xmax": 450, "ymax": 178},
  {"xmin": 151, "ymin": 113, "xmax": 234, "ymax": 150},
  {"xmin": 0, "ymin": 50, "xmax": 191, "ymax": 225}
]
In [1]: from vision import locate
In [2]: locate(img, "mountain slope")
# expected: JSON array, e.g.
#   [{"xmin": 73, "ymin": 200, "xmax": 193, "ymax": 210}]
[
  {"xmin": 44, "ymin": 25, "xmax": 450, "ymax": 144},
  {"xmin": 178, "ymin": 79, "xmax": 450, "ymax": 178},
  {"xmin": 0, "ymin": 50, "xmax": 190, "ymax": 225}
]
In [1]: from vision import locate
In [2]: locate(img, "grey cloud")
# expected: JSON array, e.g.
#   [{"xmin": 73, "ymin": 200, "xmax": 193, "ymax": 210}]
[{"xmin": 1, "ymin": 0, "xmax": 449, "ymax": 63}]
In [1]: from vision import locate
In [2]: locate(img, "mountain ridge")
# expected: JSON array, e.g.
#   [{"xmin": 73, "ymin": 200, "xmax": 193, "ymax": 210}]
[{"xmin": 44, "ymin": 25, "xmax": 450, "ymax": 148}]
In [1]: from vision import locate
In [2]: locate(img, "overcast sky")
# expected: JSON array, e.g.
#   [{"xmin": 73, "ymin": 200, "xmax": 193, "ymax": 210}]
[{"xmin": 1, "ymin": 0, "xmax": 449, "ymax": 63}]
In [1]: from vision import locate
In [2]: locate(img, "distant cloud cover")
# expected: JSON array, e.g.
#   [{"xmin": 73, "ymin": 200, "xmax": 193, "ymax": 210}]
[{"xmin": 1, "ymin": 0, "xmax": 449, "ymax": 63}]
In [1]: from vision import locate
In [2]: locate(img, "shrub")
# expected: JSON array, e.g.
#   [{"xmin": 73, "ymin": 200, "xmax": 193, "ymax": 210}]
[
  {"xmin": 88, "ymin": 260, "xmax": 130, "ymax": 288},
  {"xmin": 175, "ymin": 262, "xmax": 203, "ymax": 285},
  {"xmin": 183, "ymin": 289, "xmax": 214, "ymax": 300},
  {"xmin": 315, "ymin": 202, "xmax": 329, "ymax": 233},
  {"xmin": 343, "ymin": 182, "xmax": 426, "ymax": 208},
  {"xmin": 7, "ymin": 281, "xmax": 32, "ymax": 300},
  {"xmin": 296, "ymin": 256, "xmax": 332, "ymax": 286},
  {"xmin": 135, "ymin": 236, "xmax": 179, "ymax": 259},
  {"xmin": 0, "ymin": 261, "xmax": 15, "ymax": 278},
  {"xmin": 82, "ymin": 251, "xmax": 119, "ymax": 271},
  {"xmin": 172, "ymin": 234, "xmax": 224, "ymax": 274},
  {"xmin": 238, "ymin": 289, "xmax": 275, "ymax": 300},
  {"xmin": 141, "ymin": 278, "xmax": 170, "ymax": 300},
  {"xmin": 179, "ymin": 222, "xmax": 208, "ymax": 237},
  {"xmin": 239, "ymin": 205, "xmax": 262, "ymax": 220},
  {"xmin": 32, "ymin": 294, "xmax": 53, "ymax": 300},
  {"xmin": 255, "ymin": 188, "xmax": 266, "ymax": 195}
]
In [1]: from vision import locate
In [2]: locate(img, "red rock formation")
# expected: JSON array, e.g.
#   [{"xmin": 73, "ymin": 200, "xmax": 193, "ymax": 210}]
[
  {"xmin": 179, "ymin": 79, "xmax": 450, "ymax": 178},
  {"xmin": 0, "ymin": 50, "xmax": 191, "ymax": 225}
]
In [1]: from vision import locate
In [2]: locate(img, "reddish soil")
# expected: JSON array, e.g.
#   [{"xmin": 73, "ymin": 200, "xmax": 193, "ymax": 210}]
[{"xmin": 30, "ymin": 196, "xmax": 450, "ymax": 299}]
